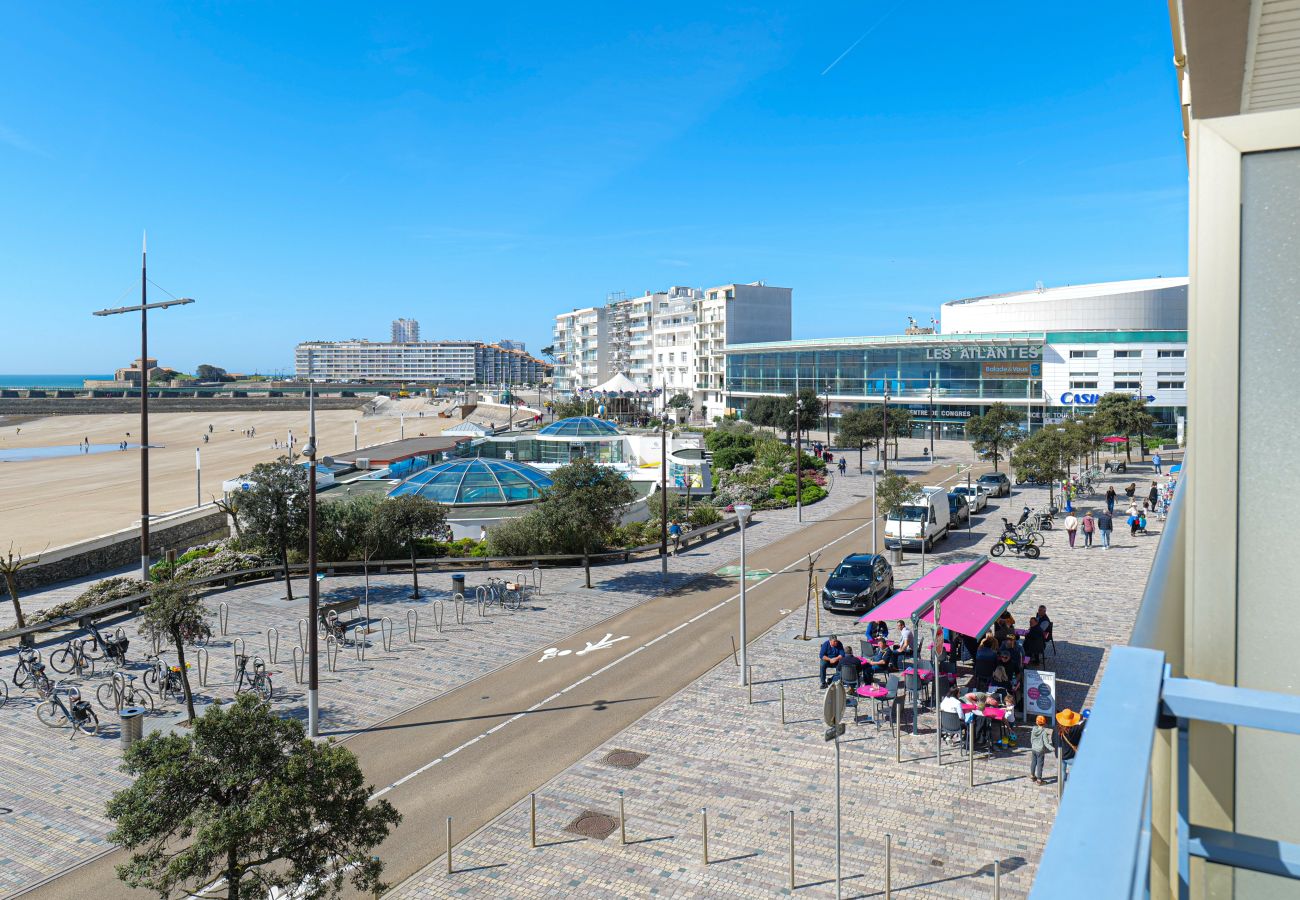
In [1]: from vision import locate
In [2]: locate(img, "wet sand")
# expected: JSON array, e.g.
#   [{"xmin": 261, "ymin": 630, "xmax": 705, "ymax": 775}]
[{"xmin": 0, "ymin": 408, "xmax": 456, "ymax": 553}]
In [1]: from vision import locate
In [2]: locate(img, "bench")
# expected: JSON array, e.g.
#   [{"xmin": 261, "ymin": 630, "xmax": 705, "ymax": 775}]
[{"xmin": 319, "ymin": 598, "xmax": 363, "ymax": 643}]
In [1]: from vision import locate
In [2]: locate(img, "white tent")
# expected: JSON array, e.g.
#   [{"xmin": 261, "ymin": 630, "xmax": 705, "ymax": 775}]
[{"xmin": 582, "ymin": 372, "xmax": 656, "ymax": 396}]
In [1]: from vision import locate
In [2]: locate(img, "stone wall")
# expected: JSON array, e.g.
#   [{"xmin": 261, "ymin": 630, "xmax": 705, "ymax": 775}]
[
  {"xmin": 0, "ymin": 397, "xmax": 367, "ymax": 415},
  {"xmin": 15, "ymin": 508, "xmax": 232, "ymax": 590}
]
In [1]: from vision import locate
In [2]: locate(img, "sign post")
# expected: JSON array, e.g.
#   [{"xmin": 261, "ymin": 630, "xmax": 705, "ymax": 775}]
[
  {"xmin": 1023, "ymin": 669, "xmax": 1057, "ymax": 724},
  {"xmin": 823, "ymin": 683, "xmax": 846, "ymax": 900}
]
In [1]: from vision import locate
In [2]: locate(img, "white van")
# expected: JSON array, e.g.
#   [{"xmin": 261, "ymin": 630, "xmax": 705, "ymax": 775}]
[{"xmin": 883, "ymin": 486, "xmax": 951, "ymax": 551}]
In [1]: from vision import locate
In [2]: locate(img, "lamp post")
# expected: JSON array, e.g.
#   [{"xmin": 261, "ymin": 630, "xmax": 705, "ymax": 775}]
[
  {"xmin": 824, "ymin": 380, "xmax": 831, "ymax": 450},
  {"xmin": 305, "ymin": 356, "xmax": 320, "ymax": 738},
  {"xmin": 353, "ymin": 419, "xmax": 358, "ymax": 451},
  {"xmin": 660, "ymin": 381, "xmax": 669, "ymax": 579},
  {"xmin": 794, "ymin": 393, "xmax": 804, "ymax": 524},
  {"xmin": 928, "ymin": 375, "xmax": 935, "ymax": 457},
  {"xmin": 868, "ymin": 460, "xmax": 880, "ymax": 555},
  {"xmin": 882, "ymin": 383, "xmax": 891, "ymax": 473},
  {"xmin": 92, "ymin": 235, "xmax": 194, "ymax": 581},
  {"xmin": 735, "ymin": 503, "xmax": 753, "ymax": 686},
  {"xmin": 195, "ymin": 447, "xmax": 201, "ymax": 508}
]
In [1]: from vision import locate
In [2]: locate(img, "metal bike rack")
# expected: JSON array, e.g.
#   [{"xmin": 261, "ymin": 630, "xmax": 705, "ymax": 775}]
[
  {"xmin": 297, "ymin": 618, "xmax": 308, "ymax": 651},
  {"xmin": 430, "ymin": 598, "xmax": 446, "ymax": 633},
  {"xmin": 355, "ymin": 628, "xmax": 365, "ymax": 661},
  {"xmin": 379, "ymin": 617, "xmax": 393, "ymax": 652},
  {"xmin": 406, "ymin": 609, "xmax": 419, "ymax": 644},
  {"xmin": 453, "ymin": 593, "xmax": 466, "ymax": 625},
  {"xmin": 325, "ymin": 637, "xmax": 339, "ymax": 672},
  {"xmin": 476, "ymin": 585, "xmax": 490, "ymax": 617},
  {"xmin": 266, "ymin": 627, "xmax": 279, "ymax": 664},
  {"xmin": 232, "ymin": 637, "xmax": 246, "ymax": 675},
  {"xmin": 532, "ymin": 565, "xmax": 542, "ymax": 597},
  {"xmin": 218, "ymin": 601, "xmax": 229, "ymax": 636},
  {"xmin": 195, "ymin": 647, "xmax": 209, "ymax": 687},
  {"xmin": 292, "ymin": 646, "xmax": 304, "ymax": 684}
]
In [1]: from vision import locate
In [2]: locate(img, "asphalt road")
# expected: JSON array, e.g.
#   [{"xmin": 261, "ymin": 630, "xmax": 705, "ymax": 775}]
[{"xmin": 25, "ymin": 458, "xmax": 978, "ymax": 900}]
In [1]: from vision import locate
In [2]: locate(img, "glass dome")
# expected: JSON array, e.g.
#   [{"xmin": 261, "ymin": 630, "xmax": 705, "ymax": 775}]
[
  {"xmin": 388, "ymin": 458, "xmax": 553, "ymax": 506},
  {"xmin": 538, "ymin": 416, "xmax": 623, "ymax": 437}
]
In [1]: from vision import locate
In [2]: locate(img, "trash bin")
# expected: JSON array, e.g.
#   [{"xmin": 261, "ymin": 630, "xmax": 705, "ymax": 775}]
[
  {"xmin": 120, "ymin": 705, "xmax": 146, "ymax": 750},
  {"xmin": 891, "ymin": 546, "xmax": 903, "ymax": 566},
  {"xmin": 451, "ymin": 573, "xmax": 466, "ymax": 596}
]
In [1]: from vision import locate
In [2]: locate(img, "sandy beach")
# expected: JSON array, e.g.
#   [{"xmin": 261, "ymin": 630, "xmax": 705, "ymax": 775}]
[{"xmin": 0, "ymin": 406, "xmax": 459, "ymax": 553}]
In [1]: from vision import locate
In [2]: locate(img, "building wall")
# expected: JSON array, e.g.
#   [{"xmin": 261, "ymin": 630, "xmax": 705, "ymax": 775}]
[
  {"xmin": 295, "ymin": 340, "xmax": 548, "ymax": 384},
  {"xmin": 941, "ymin": 278, "xmax": 1188, "ymax": 334}
]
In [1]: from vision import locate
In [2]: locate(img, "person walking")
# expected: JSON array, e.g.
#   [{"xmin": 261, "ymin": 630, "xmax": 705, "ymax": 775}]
[
  {"xmin": 1081, "ymin": 510, "xmax": 1096, "ymax": 548},
  {"xmin": 1106, "ymin": 485, "xmax": 1117, "ymax": 515},
  {"xmin": 1030, "ymin": 715, "xmax": 1053, "ymax": 784},
  {"xmin": 1064, "ymin": 511, "xmax": 1078, "ymax": 549},
  {"xmin": 1097, "ymin": 509, "xmax": 1114, "ymax": 549},
  {"xmin": 1153, "ymin": 451, "xmax": 1162, "ymax": 474},
  {"xmin": 837, "ymin": 457, "xmax": 847, "ymax": 476},
  {"xmin": 1147, "ymin": 481, "xmax": 1159, "ymax": 510}
]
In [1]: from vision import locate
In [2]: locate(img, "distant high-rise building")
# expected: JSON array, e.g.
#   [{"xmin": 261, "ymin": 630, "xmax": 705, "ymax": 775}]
[
  {"xmin": 391, "ymin": 318, "xmax": 420, "ymax": 343},
  {"xmin": 294, "ymin": 339, "xmax": 549, "ymax": 384},
  {"xmin": 497, "ymin": 339, "xmax": 526, "ymax": 352}
]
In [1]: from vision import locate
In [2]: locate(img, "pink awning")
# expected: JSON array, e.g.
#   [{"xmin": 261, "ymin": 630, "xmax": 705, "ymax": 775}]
[
  {"xmin": 857, "ymin": 588, "xmax": 932, "ymax": 624},
  {"xmin": 960, "ymin": 562, "xmax": 1035, "ymax": 604},
  {"xmin": 906, "ymin": 561, "xmax": 982, "ymax": 593},
  {"xmin": 921, "ymin": 587, "xmax": 1013, "ymax": 639}
]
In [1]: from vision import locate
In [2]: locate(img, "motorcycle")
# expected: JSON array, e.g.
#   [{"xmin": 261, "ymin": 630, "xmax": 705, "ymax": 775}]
[{"xmin": 991, "ymin": 527, "xmax": 1041, "ymax": 559}]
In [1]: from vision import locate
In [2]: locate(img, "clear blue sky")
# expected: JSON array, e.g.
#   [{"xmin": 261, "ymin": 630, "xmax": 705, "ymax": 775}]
[{"xmin": 0, "ymin": 2, "xmax": 1186, "ymax": 374}]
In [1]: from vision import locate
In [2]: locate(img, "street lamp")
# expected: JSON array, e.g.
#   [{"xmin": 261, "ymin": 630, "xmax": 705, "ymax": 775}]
[
  {"xmin": 304, "ymin": 358, "xmax": 321, "ymax": 738},
  {"xmin": 794, "ymin": 394, "xmax": 804, "ymax": 524},
  {"xmin": 92, "ymin": 235, "xmax": 194, "ymax": 581},
  {"xmin": 660, "ymin": 381, "xmax": 669, "ymax": 579},
  {"xmin": 867, "ymin": 460, "xmax": 880, "ymax": 555},
  {"xmin": 882, "ymin": 383, "xmax": 891, "ymax": 474},
  {"xmin": 734, "ymin": 503, "xmax": 753, "ymax": 686}
]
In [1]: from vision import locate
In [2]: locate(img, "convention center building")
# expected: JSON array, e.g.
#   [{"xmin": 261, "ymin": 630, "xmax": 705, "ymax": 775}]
[{"xmin": 723, "ymin": 277, "xmax": 1188, "ymax": 439}]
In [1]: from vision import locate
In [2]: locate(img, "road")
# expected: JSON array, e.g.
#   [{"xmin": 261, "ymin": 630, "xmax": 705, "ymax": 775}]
[{"xmin": 24, "ymin": 459, "xmax": 977, "ymax": 899}]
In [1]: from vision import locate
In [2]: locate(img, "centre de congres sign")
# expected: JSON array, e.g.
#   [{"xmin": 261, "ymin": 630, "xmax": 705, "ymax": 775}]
[{"xmin": 923, "ymin": 345, "xmax": 1042, "ymax": 360}]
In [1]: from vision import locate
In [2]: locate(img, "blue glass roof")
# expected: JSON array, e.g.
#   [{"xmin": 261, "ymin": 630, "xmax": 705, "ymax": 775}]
[
  {"xmin": 538, "ymin": 416, "xmax": 623, "ymax": 437},
  {"xmin": 388, "ymin": 458, "xmax": 553, "ymax": 506}
]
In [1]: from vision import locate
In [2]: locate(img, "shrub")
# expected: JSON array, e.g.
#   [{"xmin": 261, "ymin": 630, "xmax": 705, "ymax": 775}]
[
  {"xmin": 149, "ymin": 543, "xmax": 222, "ymax": 582},
  {"xmin": 29, "ymin": 576, "xmax": 151, "ymax": 625},
  {"xmin": 688, "ymin": 504, "xmax": 722, "ymax": 528},
  {"xmin": 172, "ymin": 545, "xmax": 274, "ymax": 583},
  {"xmin": 412, "ymin": 537, "xmax": 489, "ymax": 558},
  {"xmin": 711, "ymin": 445, "xmax": 756, "ymax": 471},
  {"xmin": 771, "ymin": 474, "xmax": 829, "ymax": 506}
]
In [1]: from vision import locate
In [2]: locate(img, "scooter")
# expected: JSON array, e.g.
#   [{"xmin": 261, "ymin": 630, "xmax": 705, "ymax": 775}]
[{"xmin": 991, "ymin": 526, "xmax": 1040, "ymax": 559}]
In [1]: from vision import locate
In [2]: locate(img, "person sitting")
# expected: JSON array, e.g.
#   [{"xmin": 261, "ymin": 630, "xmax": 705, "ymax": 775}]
[
  {"xmin": 993, "ymin": 611, "xmax": 1016, "ymax": 644},
  {"xmin": 974, "ymin": 635, "xmax": 999, "ymax": 687},
  {"xmin": 819, "ymin": 635, "xmax": 845, "ymax": 689},
  {"xmin": 889, "ymin": 619, "xmax": 914, "ymax": 670},
  {"xmin": 1023, "ymin": 616, "xmax": 1046, "ymax": 666},
  {"xmin": 961, "ymin": 689, "xmax": 998, "ymax": 747},
  {"xmin": 862, "ymin": 639, "xmax": 890, "ymax": 682},
  {"xmin": 866, "ymin": 620, "xmax": 889, "ymax": 642},
  {"xmin": 837, "ymin": 652, "xmax": 862, "ymax": 707}
]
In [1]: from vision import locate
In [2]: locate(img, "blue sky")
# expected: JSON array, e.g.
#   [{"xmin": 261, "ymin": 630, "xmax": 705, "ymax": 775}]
[{"xmin": 0, "ymin": 2, "xmax": 1186, "ymax": 374}]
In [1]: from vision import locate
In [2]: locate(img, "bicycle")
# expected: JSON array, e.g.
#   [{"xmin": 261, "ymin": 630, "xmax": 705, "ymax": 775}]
[
  {"xmin": 36, "ymin": 682, "xmax": 99, "ymax": 736},
  {"xmin": 49, "ymin": 638, "xmax": 95, "ymax": 678},
  {"xmin": 11, "ymin": 646, "xmax": 43, "ymax": 688},
  {"xmin": 85, "ymin": 622, "xmax": 130, "ymax": 667},
  {"xmin": 234, "ymin": 654, "xmax": 274, "ymax": 702},
  {"xmin": 143, "ymin": 654, "xmax": 190, "ymax": 705},
  {"xmin": 96, "ymin": 670, "xmax": 156, "ymax": 713}
]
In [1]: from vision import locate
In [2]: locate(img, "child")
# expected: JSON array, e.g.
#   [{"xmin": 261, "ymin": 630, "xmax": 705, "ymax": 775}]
[{"xmin": 1030, "ymin": 714, "xmax": 1053, "ymax": 784}]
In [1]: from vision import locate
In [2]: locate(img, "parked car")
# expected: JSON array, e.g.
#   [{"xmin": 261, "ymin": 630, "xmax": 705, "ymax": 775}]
[
  {"xmin": 821, "ymin": 553, "xmax": 894, "ymax": 615},
  {"xmin": 978, "ymin": 472, "xmax": 1012, "ymax": 498},
  {"xmin": 884, "ymin": 487, "xmax": 951, "ymax": 552},
  {"xmin": 946, "ymin": 492, "xmax": 970, "ymax": 527},
  {"xmin": 951, "ymin": 484, "xmax": 989, "ymax": 513}
]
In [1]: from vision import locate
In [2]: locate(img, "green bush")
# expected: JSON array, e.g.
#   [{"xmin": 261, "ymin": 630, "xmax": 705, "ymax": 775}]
[
  {"xmin": 412, "ymin": 537, "xmax": 489, "ymax": 558},
  {"xmin": 149, "ymin": 544, "xmax": 221, "ymax": 582},
  {"xmin": 688, "ymin": 504, "xmax": 722, "ymax": 527},
  {"xmin": 29, "ymin": 576, "xmax": 151, "ymax": 626},
  {"xmin": 711, "ymin": 445, "xmax": 756, "ymax": 471},
  {"xmin": 771, "ymin": 473, "xmax": 828, "ymax": 506}
]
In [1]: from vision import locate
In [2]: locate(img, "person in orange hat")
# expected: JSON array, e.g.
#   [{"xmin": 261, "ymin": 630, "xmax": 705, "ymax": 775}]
[
  {"xmin": 1056, "ymin": 709, "xmax": 1086, "ymax": 783},
  {"xmin": 1029, "ymin": 714, "xmax": 1053, "ymax": 784}
]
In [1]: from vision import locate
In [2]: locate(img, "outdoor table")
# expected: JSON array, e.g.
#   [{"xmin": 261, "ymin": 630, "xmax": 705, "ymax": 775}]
[
  {"xmin": 856, "ymin": 685, "xmax": 888, "ymax": 699},
  {"xmin": 901, "ymin": 668, "xmax": 934, "ymax": 681},
  {"xmin": 1015, "ymin": 628, "xmax": 1028, "ymax": 637}
]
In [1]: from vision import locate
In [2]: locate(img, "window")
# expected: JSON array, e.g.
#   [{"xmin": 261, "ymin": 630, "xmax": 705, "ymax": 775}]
[
  {"xmin": 1070, "ymin": 378, "xmax": 1099, "ymax": 389},
  {"xmin": 1114, "ymin": 371, "xmax": 1142, "ymax": 377},
  {"xmin": 1114, "ymin": 349, "xmax": 1142, "ymax": 358},
  {"xmin": 1158, "ymin": 380, "xmax": 1185, "ymax": 390},
  {"xmin": 1157, "ymin": 349, "xmax": 1185, "ymax": 358},
  {"xmin": 1114, "ymin": 380, "xmax": 1142, "ymax": 390},
  {"xmin": 1069, "ymin": 349, "xmax": 1098, "ymax": 359}
]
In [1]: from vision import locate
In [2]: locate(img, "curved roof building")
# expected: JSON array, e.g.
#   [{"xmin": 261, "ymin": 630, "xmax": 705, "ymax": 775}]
[
  {"xmin": 388, "ymin": 458, "xmax": 553, "ymax": 506},
  {"xmin": 941, "ymin": 277, "xmax": 1188, "ymax": 334},
  {"xmin": 538, "ymin": 416, "xmax": 623, "ymax": 437}
]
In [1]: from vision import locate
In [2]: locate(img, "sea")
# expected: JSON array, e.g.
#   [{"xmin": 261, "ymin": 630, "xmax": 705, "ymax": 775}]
[{"xmin": 0, "ymin": 374, "xmax": 112, "ymax": 389}]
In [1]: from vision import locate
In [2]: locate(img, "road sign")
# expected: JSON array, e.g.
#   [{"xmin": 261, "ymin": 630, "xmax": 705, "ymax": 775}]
[
  {"xmin": 823, "ymin": 682, "xmax": 846, "ymax": 727},
  {"xmin": 823, "ymin": 723, "xmax": 847, "ymax": 742}
]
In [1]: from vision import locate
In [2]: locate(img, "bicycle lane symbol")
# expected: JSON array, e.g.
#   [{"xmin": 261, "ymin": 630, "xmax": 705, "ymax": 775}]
[{"xmin": 538, "ymin": 633, "xmax": 630, "ymax": 662}]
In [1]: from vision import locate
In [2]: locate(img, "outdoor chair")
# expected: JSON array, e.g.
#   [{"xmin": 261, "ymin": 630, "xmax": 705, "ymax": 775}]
[
  {"xmin": 939, "ymin": 709, "xmax": 967, "ymax": 753},
  {"xmin": 903, "ymin": 673, "xmax": 926, "ymax": 717},
  {"xmin": 879, "ymin": 674, "xmax": 902, "ymax": 731}
]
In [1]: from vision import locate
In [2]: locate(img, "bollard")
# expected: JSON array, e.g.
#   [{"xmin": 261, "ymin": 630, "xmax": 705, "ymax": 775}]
[
  {"xmin": 266, "ymin": 627, "xmax": 279, "ymax": 664},
  {"xmin": 994, "ymin": 859, "xmax": 1001, "ymax": 899},
  {"xmin": 730, "ymin": 636, "xmax": 739, "ymax": 666},
  {"xmin": 195, "ymin": 647, "xmax": 209, "ymax": 688},
  {"xmin": 530, "ymin": 792, "xmax": 537, "ymax": 848},
  {"xmin": 780, "ymin": 685, "xmax": 786, "ymax": 725},
  {"xmin": 970, "ymin": 721, "xmax": 976, "ymax": 787},
  {"xmin": 895, "ymin": 703, "xmax": 902, "ymax": 763},
  {"xmin": 789, "ymin": 809, "xmax": 796, "ymax": 891},
  {"xmin": 431, "ymin": 598, "xmax": 445, "ymax": 633},
  {"xmin": 298, "ymin": 618, "xmax": 307, "ymax": 651},
  {"xmin": 407, "ymin": 609, "xmax": 420, "ymax": 644},
  {"xmin": 619, "ymin": 790, "xmax": 626, "ymax": 845},
  {"xmin": 218, "ymin": 601, "xmax": 229, "ymax": 636},
  {"xmin": 885, "ymin": 832, "xmax": 892, "ymax": 899},
  {"xmin": 747, "ymin": 666, "xmax": 753, "ymax": 705},
  {"xmin": 446, "ymin": 816, "xmax": 453, "ymax": 875},
  {"xmin": 380, "ymin": 617, "xmax": 393, "ymax": 652},
  {"xmin": 356, "ymin": 629, "xmax": 365, "ymax": 661},
  {"xmin": 701, "ymin": 807, "xmax": 709, "ymax": 865},
  {"xmin": 293, "ymin": 646, "xmax": 304, "ymax": 684}
]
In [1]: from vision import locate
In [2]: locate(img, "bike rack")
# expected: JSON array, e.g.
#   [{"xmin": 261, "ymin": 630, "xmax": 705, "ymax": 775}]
[
  {"xmin": 232, "ymin": 637, "xmax": 246, "ymax": 675},
  {"xmin": 298, "ymin": 618, "xmax": 308, "ymax": 651},
  {"xmin": 325, "ymin": 637, "xmax": 339, "ymax": 672},
  {"xmin": 532, "ymin": 565, "xmax": 542, "ymax": 597},
  {"xmin": 476, "ymin": 585, "xmax": 490, "ymax": 617},
  {"xmin": 195, "ymin": 648, "xmax": 209, "ymax": 687},
  {"xmin": 406, "ymin": 609, "xmax": 419, "ymax": 644},
  {"xmin": 266, "ymin": 627, "xmax": 280, "ymax": 664},
  {"xmin": 453, "ymin": 592, "xmax": 466, "ymax": 625},
  {"xmin": 218, "ymin": 601, "xmax": 229, "ymax": 636},
  {"xmin": 430, "ymin": 598, "xmax": 446, "ymax": 633},
  {"xmin": 355, "ymin": 628, "xmax": 365, "ymax": 661},
  {"xmin": 379, "ymin": 617, "xmax": 393, "ymax": 652},
  {"xmin": 291, "ymin": 646, "xmax": 304, "ymax": 683}
]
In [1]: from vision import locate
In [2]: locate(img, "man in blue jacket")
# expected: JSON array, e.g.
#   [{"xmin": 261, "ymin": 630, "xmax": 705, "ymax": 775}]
[
  {"xmin": 819, "ymin": 635, "xmax": 846, "ymax": 689},
  {"xmin": 1097, "ymin": 510, "xmax": 1114, "ymax": 550}
]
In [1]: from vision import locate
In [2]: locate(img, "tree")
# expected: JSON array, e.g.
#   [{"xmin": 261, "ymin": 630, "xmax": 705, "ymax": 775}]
[
  {"xmin": 212, "ymin": 493, "xmax": 243, "ymax": 538},
  {"xmin": 964, "ymin": 403, "xmax": 1024, "ymax": 471},
  {"xmin": 236, "ymin": 457, "xmax": 309, "ymax": 601},
  {"xmin": 1095, "ymin": 393, "xmax": 1156, "ymax": 462},
  {"xmin": 836, "ymin": 408, "xmax": 878, "ymax": 472},
  {"xmin": 195, "ymin": 364, "xmax": 228, "ymax": 381},
  {"xmin": 137, "ymin": 580, "xmax": 211, "ymax": 722},
  {"xmin": 375, "ymin": 494, "xmax": 450, "ymax": 599},
  {"xmin": 875, "ymin": 473, "xmax": 922, "ymax": 551},
  {"xmin": 744, "ymin": 395, "xmax": 782, "ymax": 433},
  {"xmin": 885, "ymin": 407, "xmax": 914, "ymax": 460},
  {"xmin": 777, "ymin": 389, "xmax": 824, "ymax": 442},
  {"xmin": 667, "ymin": 392, "xmax": 690, "ymax": 409},
  {"xmin": 1010, "ymin": 428, "xmax": 1069, "ymax": 506},
  {"xmin": 107, "ymin": 694, "xmax": 400, "ymax": 900},
  {"xmin": 547, "ymin": 457, "xmax": 638, "ymax": 588},
  {"xmin": 320, "ymin": 495, "xmax": 403, "ymax": 618},
  {"xmin": 1, "ymin": 544, "xmax": 42, "ymax": 630}
]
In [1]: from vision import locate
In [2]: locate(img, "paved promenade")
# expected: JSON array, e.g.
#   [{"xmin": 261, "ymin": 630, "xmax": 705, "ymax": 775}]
[
  {"xmin": 390, "ymin": 473, "xmax": 1164, "ymax": 899},
  {"xmin": 0, "ymin": 439, "xmax": 970, "ymax": 898}
]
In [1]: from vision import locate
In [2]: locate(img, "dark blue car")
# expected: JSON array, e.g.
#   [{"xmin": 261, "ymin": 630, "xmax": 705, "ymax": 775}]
[{"xmin": 821, "ymin": 553, "xmax": 894, "ymax": 615}]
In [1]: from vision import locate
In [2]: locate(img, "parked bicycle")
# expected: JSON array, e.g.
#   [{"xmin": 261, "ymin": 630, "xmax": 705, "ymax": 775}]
[
  {"xmin": 49, "ymin": 638, "xmax": 95, "ymax": 678},
  {"xmin": 36, "ymin": 682, "xmax": 99, "ymax": 736},
  {"xmin": 143, "ymin": 654, "xmax": 189, "ymax": 705},
  {"xmin": 96, "ymin": 670, "xmax": 156, "ymax": 713},
  {"xmin": 235, "ymin": 654, "xmax": 273, "ymax": 702},
  {"xmin": 11, "ymin": 646, "xmax": 43, "ymax": 687},
  {"xmin": 85, "ymin": 622, "xmax": 130, "ymax": 667}
]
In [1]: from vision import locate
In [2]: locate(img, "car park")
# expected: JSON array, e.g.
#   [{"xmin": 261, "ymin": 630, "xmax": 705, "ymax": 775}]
[
  {"xmin": 821, "ymin": 553, "xmax": 894, "ymax": 615},
  {"xmin": 978, "ymin": 472, "xmax": 1012, "ymax": 498},
  {"xmin": 951, "ymin": 484, "xmax": 988, "ymax": 513}
]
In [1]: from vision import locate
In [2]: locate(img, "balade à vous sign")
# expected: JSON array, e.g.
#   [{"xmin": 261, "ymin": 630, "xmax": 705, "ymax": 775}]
[{"xmin": 924, "ymin": 346, "xmax": 1041, "ymax": 360}]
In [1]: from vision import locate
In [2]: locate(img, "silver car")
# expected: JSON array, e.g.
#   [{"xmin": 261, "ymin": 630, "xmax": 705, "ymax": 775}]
[{"xmin": 951, "ymin": 484, "xmax": 989, "ymax": 513}]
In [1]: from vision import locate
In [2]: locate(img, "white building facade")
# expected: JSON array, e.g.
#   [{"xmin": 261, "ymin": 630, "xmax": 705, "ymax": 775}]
[{"xmin": 294, "ymin": 340, "xmax": 548, "ymax": 384}]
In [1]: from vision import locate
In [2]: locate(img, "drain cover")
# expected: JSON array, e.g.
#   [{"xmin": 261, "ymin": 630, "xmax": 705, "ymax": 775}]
[
  {"xmin": 601, "ymin": 749, "xmax": 649, "ymax": 769},
  {"xmin": 565, "ymin": 810, "xmax": 619, "ymax": 840}
]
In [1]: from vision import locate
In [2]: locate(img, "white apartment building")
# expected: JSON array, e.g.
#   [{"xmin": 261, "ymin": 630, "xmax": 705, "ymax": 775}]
[
  {"xmin": 551, "ymin": 305, "xmax": 610, "ymax": 393},
  {"xmin": 695, "ymin": 282, "xmax": 793, "ymax": 420},
  {"xmin": 391, "ymin": 318, "xmax": 420, "ymax": 343},
  {"xmin": 650, "ymin": 287, "xmax": 701, "ymax": 399},
  {"xmin": 294, "ymin": 339, "xmax": 549, "ymax": 384}
]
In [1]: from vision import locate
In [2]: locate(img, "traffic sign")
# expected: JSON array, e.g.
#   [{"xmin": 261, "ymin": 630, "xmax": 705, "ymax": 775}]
[
  {"xmin": 823, "ymin": 682, "xmax": 846, "ymax": 727},
  {"xmin": 824, "ymin": 723, "xmax": 847, "ymax": 742}
]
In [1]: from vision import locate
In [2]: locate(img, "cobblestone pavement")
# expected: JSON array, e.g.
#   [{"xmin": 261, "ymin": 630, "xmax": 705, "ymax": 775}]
[
  {"xmin": 0, "ymin": 438, "xmax": 973, "ymax": 898},
  {"xmin": 390, "ymin": 470, "xmax": 1164, "ymax": 899}
]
